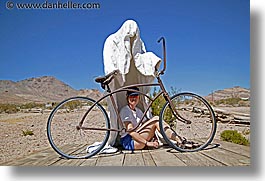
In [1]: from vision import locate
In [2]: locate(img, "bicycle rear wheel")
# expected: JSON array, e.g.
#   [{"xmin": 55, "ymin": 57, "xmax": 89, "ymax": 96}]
[
  {"xmin": 159, "ymin": 92, "xmax": 216, "ymax": 152},
  {"xmin": 47, "ymin": 97, "xmax": 110, "ymax": 159}
]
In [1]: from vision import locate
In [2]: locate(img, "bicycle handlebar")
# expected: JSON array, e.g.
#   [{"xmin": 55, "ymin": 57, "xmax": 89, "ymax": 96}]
[{"xmin": 157, "ymin": 37, "xmax": 166, "ymax": 75}]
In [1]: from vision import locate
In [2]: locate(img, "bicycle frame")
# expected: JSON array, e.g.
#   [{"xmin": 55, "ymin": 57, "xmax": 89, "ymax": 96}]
[
  {"xmin": 77, "ymin": 82, "xmax": 161, "ymax": 133},
  {"xmin": 77, "ymin": 76, "xmax": 191, "ymax": 134}
]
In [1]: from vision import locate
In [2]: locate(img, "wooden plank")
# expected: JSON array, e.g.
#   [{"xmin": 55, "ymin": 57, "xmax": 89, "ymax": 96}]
[
  {"xmin": 79, "ymin": 157, "xmax": 98, "ymax": 166},
  {"xmin": 149, "ymin": 148, "xmax": 186, "ymax": 166},
  {"xmin": 48, "ymin": 146, "xmax": 88, "ymax": 166},
  {"xmin": 96, "ymin": 153, "xmax": 124, "ymax": 166},
  {"xmin": 173, "ymin": 151, "xmax": 224, "ymax": 166},
  {"xmin": 2, "ymin": 140, "xmax": 250, "ymax": 166},
  {"xmin": 51, "ymin": 158, "xmax": 87, "ymax": 166},
  {"xmin": 212, "ymin": 139, "xmax": 250, "ymax": 157},
  {"xmin": 142, "ymin": 150, "xmax": 156, "ymax": 166},
  {"xmin": 19, "ymin": 152, "xmax": 58, "ymax": 166},
  {"xmin": 48, "ymin": 144, "xmax": 90, "ymax": 166},
  {"xmin": 201, "ymin": 147, "xmax": 250, "ymax": 166},
  {"xmin": 81, "ymin": 151, "xmax": 125, "ymax": 166},
  {"xmin": 123, "ymin": 150, "xmax": 145, "ymax": 166},
  {"xmin": 2, "ymin": 148, "xmax": 60, "ymax": 166},
  {"xmin": 37, "ymin": 151, "xmax": 64, "ymax": 166},
  {"xmin": 23, "ymin": 148, "xmax": 62, "ymax": 166},
  {"xmin": 3, "ymin": 157, "xmax": 35, "ymax": 166},
  {"xmin": 75, "ymin": 152, "xmax": 104, "ymax": 166}
]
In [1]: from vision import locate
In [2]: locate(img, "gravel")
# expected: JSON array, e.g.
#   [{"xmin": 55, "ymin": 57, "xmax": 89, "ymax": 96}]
[{"xmin": 0, "ymin": 113, "xmax": 51, "ymax": 164}]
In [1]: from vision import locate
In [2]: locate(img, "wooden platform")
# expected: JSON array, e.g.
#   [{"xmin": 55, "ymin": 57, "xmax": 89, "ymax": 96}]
[{"xmin": 1, "ymin": 139, "xmax": 250, "ymax": 166}]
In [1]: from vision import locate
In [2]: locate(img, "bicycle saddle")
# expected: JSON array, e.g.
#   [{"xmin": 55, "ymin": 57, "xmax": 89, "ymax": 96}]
[{"xmin": 95, "ymin": 70, "xmax": 119, "ymax": 89}]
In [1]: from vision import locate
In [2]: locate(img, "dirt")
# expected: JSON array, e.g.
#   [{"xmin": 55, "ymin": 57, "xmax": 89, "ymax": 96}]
[{"xmin": 0, "ymin": 113, "xmax": 51, "ymax": 164}]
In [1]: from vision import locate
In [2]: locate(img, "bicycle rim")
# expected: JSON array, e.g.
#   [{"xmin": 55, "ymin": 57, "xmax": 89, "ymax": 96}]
[
  {"xmin": 159, "ymin": 92, "xmax": 216, "ymax": 152},
  {"xmin": 47, "ymin": 97, "xmax": 110, "ymax": 159}
]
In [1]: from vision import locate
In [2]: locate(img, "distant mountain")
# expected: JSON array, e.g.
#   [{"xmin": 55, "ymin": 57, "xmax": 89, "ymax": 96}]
[
  {"xmin": 205, "ymin": 86, "xmax": 250, "ymax": 101},
  {"xmin": 1, "ymin": 76, "xmax": 250, "ymax": 105},
  {"xmin": 0, "ymin": 76, "xmax": 102, "ymax": 104}
]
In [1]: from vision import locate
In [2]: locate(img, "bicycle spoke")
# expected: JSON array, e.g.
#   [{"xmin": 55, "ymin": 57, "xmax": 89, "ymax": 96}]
[
  {"xmin": 160, "ymin": 93, "xmax": 216, "ymax": 152},
  {"xmin": 47, "ymin": 97, "xmax": 110, "ymax": 159}
]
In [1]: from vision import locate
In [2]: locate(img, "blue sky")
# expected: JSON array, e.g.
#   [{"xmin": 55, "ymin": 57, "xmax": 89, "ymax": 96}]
[{"xmin": 0, "ymin": 0, "xmax": 250, "ymax": 96}]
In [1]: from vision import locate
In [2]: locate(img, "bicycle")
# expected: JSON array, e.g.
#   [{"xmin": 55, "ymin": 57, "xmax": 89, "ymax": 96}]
[{"xmin": 47, "ymin": 37, "xmax": 217, "ymax": 159}]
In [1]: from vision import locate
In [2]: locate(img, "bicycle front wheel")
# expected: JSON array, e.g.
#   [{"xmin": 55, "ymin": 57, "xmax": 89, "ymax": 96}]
[
  {"xmin": 159, "ymin": 92, "xmax": 216, "ymax": 152},
  {"xmin": 47, "ymin": 97, "xmax": 110, "ymax": 159}
]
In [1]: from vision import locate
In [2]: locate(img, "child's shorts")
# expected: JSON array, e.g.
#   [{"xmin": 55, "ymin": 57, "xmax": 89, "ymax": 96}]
[{"xmin": 120, "ymin": 134, "xmax": 134, "ymax": 150}]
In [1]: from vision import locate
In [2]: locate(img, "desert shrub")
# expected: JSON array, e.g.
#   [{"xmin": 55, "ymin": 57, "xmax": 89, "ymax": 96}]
[
  {"xmin": 0, "ymin": 103, "xmax": 47, "ymax": 114},
  {"xmin": 20, "ymin": 102, "xmax": 45, "ymax": 109},
  {"xmin": 215, "ymin": 97, "xmax": 242, "ymax": 106},
  {"xmin": 150, "ymin": 87, "xmax": 180, "ymax": 124},
  {"xmin": 62, "ymin": 100, "xmax": 82, "ymax": 110},
  {"xmin": 0, "ymin": 104, "xmax": 19, "ymax": 114},
  {"xmin": 151, "ymin": 91, "xmax": 166, "ymax": 116},
  {"xmin": 220, "ymin": 130, "xmax": 250, "ymax": 146},
  {"xmin": 22, "ymin": 130, "xmax": 34, "ymax": 136}
]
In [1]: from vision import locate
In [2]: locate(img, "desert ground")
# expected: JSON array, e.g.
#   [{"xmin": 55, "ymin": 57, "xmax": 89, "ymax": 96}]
[{"xmin": 0, "ymin": 106, "xmax": 250, "ymax": 164}]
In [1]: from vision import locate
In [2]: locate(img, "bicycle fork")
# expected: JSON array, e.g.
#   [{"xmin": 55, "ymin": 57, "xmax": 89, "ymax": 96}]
[{"xmin": 157, "ymin": 77, "xmax": 192, "ymax": 125}]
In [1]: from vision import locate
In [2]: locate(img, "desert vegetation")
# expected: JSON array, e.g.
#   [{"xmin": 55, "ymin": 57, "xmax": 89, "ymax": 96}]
[
  {"xmin": 0, "ymin": 102, "xmax": 53, "ymax": 114},
  {"xmin": 220, "ymin": 130, "xmax": 250, "ymax": 146}
]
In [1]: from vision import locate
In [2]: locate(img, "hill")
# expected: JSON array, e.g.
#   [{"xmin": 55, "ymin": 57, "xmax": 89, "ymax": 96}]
[
  {"xmin": 1, "ymin": 76, "xmax": 250, "ymax": 106},
  {"xmin": 0, "ymin": 76, "xmax": 102, "ymax": 104},
  {"xmin": 205, "ymin": 86, "xmax": 250, "ymax": 102}
]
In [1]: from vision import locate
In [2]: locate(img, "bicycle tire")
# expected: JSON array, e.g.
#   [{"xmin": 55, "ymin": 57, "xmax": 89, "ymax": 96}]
[
  {"xmin": 47, "ymin": 97, "xmax": 110, "ymax": 159},
  {"xmin": 159, "ymin": 92, "xmax": 217, "ymax": 152}
]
